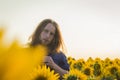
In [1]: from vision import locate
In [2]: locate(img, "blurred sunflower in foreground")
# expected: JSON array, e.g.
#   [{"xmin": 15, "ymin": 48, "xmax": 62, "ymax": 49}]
[{"xmin": 0, "ymin": 27, "xmax": 47, "ymax": 80}]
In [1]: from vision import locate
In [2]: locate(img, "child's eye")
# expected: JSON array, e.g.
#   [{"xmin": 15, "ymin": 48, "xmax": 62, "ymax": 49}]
[{"xmin": 50, "ymin": 32, "xmax": 55, "ymax": 36}]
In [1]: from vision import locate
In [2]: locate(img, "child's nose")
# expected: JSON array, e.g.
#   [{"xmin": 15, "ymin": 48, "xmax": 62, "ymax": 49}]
[{"xmin": 46, "ymin": 32, "xmax": 50, "ymax": 38}]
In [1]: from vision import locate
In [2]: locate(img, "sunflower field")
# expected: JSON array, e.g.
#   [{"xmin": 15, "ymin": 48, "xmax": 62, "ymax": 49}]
[{"xmin": 0, "ymin": 27, "xmax": 120, "ymax": 80}]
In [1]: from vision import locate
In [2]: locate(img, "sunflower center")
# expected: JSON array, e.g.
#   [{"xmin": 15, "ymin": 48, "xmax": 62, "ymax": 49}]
[
  {"xmin": 35, "ymin": 76, "xmax": 48, "ymax": 80},
  {"xmin": 84, "ymin": 68, "xmax": 90, "ymax": 76},
  {"xmin": 110, "ymin": 67, "xmax": 117, "ymax": 75},
  {"xmin": 73, "ymin": 62, "xmax": 82, "ymax": 70},
  {"xmin": 67, "ymin": 75, "xmax": 78, "ymax": 80}
]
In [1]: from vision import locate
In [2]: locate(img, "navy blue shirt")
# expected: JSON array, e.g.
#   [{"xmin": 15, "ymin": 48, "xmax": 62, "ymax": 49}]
[{"xmin": 48, "ymin": 52, "xmax": 69, "ymax": 71}]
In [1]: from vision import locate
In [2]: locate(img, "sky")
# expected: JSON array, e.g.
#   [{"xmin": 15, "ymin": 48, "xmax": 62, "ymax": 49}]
[{"xmin": 0, "ymin": 0, "xmax": 120, "ymax": 60}]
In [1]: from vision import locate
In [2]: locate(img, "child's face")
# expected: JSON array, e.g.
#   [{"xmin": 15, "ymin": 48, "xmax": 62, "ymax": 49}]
[{"xmin": 39, "ymin": 23, "xmax": 56, "ymax": 45}]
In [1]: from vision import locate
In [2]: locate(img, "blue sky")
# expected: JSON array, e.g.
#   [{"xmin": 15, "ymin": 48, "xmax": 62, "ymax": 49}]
[{"xmin": 0, "ymin": 0, "xmax": 120, "ymax": 60}]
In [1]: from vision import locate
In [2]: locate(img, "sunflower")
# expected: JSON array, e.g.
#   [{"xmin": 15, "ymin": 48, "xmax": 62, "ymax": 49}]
[
  {"xmin": 63, "ymin": 69, "xmax": 87, "ymax": 80},
  {"xmin": 30, "ymin": 65, "xmax": 59, "ymax": 80},
  {"xmin": 86, "ymin": 57, "xmax": 94, "ymax": 67},
  {"xmin": 67, "ymin": 57, "xmax": 75, "ymax": 66},
  {"xmin": 103, "ymin": 57, "xmax": 111, "ymax": 68},
  {"xmin": 93, "ymin": 61, "xmax": 103, "ymax": 77},
  {"xmin": 114, "ymin": 58, "xmax": 120, "ymax": 66},
  {"xmin": 103, "ymin": 64, "xmax": 120, "ymax": 80},
  {"xmin": 0, "ymin": 29, "xmax": 47, "ymax": 80},
  {"xmin": 82, "ymin": 64, "xmax": 93, "ymax": 77},
  {"xmin": 71, "ymin": 60, "xmax": 83, "ymax": 71}
]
